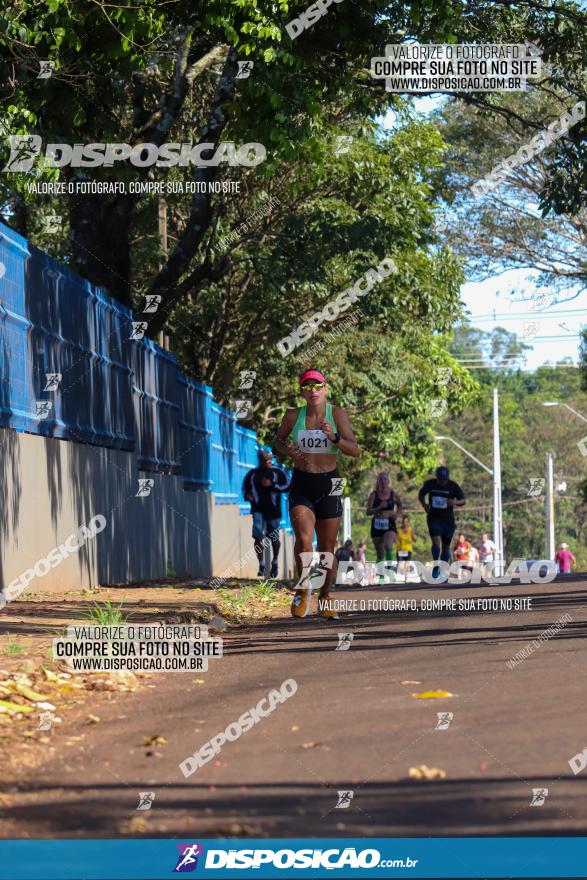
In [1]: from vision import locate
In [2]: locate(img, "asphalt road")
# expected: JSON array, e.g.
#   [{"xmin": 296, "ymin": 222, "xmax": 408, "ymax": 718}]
[{"xmin": 4, "ymin": 575, "xmax": 587, "ymax": 839}]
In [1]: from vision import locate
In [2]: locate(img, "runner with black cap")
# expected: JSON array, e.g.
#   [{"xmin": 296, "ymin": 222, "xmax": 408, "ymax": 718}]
[
  {"xmin": 273, "ymin": 369, "xmax": 361, "ymax": 619},
  {"xmin": 242, "ymin": 450, "xmax": 290, "ymax": 578},
  {"xmin": 418, "ymin": 465, "xmax": 465, "ymax": 576}
]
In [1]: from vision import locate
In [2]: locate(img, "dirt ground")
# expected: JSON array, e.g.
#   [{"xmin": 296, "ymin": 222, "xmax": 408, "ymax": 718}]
[{"xmin": 0, "ymin": 577, "xmax": 292, "ymax": 797}]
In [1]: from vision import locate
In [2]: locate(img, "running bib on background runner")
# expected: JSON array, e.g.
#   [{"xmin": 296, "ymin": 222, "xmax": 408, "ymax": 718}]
[
  {"xmin": 398, "ymin": 550, "xmax": 409, "ymax": 558},
  {"xmin": 431, "ymin": 495, "xmax": 448, "ymax": 510},
  {"xmin": 297, "ymin": 429, "xmax": 333, "ymax": 453},
  {"xmin": 374, "ymin": 517, "xmax": 390, "ymax": 530}
]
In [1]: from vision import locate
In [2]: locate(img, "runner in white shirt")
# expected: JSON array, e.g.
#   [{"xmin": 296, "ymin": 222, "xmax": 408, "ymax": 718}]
[{"xmin": 478, "ymin": 532, "xmax": 496, "ymax": 563}]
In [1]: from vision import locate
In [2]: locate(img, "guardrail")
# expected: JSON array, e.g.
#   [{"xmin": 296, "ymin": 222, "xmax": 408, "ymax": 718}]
[{"xmin": 0, "ymin": 221, "xmax": 292, "ymax": 531}]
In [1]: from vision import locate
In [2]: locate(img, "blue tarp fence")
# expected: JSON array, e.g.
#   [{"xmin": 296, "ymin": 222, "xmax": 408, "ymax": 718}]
[{"xmin": 0, "ymin": 221, "xmax": 292, "ymax": 532}]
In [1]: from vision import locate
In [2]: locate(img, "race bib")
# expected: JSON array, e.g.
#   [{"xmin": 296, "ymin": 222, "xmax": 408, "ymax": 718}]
[
  {"xmin": 297, "ymin": 429, "xmax": 333, "ymax": 453},
  {"xmin": 431, "ymin": 495, "xmax": 448, "ymax": 510},
  {"xmin": 374, "ymin": 517, "xmax": 390, "ymax": 530},
  {"xmin": 398, "ymin": 550, "xmax": 409, "ymax": 559}
]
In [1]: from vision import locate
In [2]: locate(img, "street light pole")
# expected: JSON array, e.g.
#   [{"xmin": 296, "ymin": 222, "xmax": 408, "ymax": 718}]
[
  {"xmin": 545, "ymin": 452, "xmax": 555, "ymax": 559},
  {"xmin": 541, "ymin": 401, "xmax": 587, "ymax": 559},
  {"xmin": 434, "ymin": 436, "xmax": 493, "ymax": 475},
  {"xmin": 543, "ymin": 401, "xmax": 587, "ymax": 424},
  {"xmin": 493, "ymin": 388, "xmax": 504, "ymax": 576}
]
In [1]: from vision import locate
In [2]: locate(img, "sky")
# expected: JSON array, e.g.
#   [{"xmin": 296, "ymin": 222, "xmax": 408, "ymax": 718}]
[{"xmin": 382, "ymin": 97, "xmax": 586, "ymax": 371}]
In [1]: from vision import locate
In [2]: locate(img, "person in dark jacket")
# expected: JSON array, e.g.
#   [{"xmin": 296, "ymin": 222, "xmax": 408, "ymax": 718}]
[{"xmin": 243, "ymin": 451, "xmax": 290, "ymax": 577}]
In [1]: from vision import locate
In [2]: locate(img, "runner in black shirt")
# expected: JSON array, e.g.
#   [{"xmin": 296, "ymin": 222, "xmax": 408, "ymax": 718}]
[
  {"xmin": 242, "ymin": 451, "xmax": 290, "ymax": 578},
  {"xmin": 418, "ymin": 466, "xmax": 465, "ymax": 576}
]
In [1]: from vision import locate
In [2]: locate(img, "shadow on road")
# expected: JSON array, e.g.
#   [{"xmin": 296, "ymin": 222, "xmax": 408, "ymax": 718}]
[{"xmin": 2, "ymin": 776, "xmax": 586, "ymax": 838}]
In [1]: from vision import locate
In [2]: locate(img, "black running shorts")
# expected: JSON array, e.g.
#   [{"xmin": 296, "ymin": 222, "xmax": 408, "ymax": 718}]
[{"xmin": 288, "ymin": 468, "xmax": 343, "ymax": 520}]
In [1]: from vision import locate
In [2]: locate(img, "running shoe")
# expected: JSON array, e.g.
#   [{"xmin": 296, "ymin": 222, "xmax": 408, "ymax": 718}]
[
  {"xmin": 258, "ymin": 563, "xmax": 266, "ymax": 577},
  {"xmin": 320, "ymin": 605, "xmax": 339, "ymax": 621},
  {"xmin": 270, "ymin": 560, "xmax": 278, "ymax": 579},
  {"xmin": 291, "ymin": 589, "xmax": 311, "ymax": 618}
]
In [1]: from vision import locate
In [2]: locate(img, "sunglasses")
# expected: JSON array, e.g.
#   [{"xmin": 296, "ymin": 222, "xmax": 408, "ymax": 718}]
[{"xmin": 301, "ymin": 382, "xmax": 326, "ymax": 391}]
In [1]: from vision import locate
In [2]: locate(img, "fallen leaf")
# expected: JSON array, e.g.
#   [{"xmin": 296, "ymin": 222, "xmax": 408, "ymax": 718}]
[
  {"xmin": 400, "ymin": 680, "xmax": 421, "ymax": 685},
  {"xmin": 14, "ymin": 683, "xmax": 51, "ymax": 702},
  {"xmin": 408, "ymin": 764, "xmax": 447, "ymax": 780},
  {"xmin": 302, "ymin": 741, "xmax": 325, "ymax": 749},
  {"xmin": 410, "ymin": 689, "xmax": 454, "ymax": 700},
  {"xmin": 143, "ymin": 735, "xmax": 167, "ymax": 746},
  {"xmin": 86, "ymin": 714, "xmax": 100, "ymax": 724},
  {"xmin": 0, "ymin": 700, "xmax": 33, "ymax": 714},
  {"xmin": 291, "ymin": 724, "xmax": 300, "ymax": 731}
]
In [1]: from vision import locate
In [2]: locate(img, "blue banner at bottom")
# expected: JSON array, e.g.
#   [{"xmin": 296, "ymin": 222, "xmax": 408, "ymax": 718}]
[{"xmin": 1, "ymin": 838, "xmax": 586, "ymax": 879}]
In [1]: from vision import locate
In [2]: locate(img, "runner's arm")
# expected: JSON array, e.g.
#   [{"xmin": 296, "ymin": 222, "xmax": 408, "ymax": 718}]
[
  {"xmin": 366, "ymin": 491, "xmax": 380, "ymax": 516},
  {"xmin": 418, "ymin": 482, "xmax": 430, "ymax": 512},
  {"xmin": 392, "ymin": 491, "xmax": 401, "ymax": 516},
  {"xmin": 242, "ymin": 469, "xmax": 254, "ymax": 502},
  {"xmin": 273, "ymin": 409, "xmax": 307, "ymax": 465},
  {"xmin": 448, "ymin": 484, "xmax": 466, "ymax": 509},
  {"xmin": 328, "ymin": 406, "xmax": 361, "ymax": 457},
  {"xmin": 274, "ymin": 468, "xmax": 291, "ymax": 492}
]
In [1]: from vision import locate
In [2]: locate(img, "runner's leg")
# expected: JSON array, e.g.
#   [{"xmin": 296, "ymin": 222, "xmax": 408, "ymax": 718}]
[
  {"xmin": 315, "ymin": 515, "xmax": 341, "ymax": 602},
  {"xmin": 373, "ymin": 535, "xmax": 384, "ymax": 562},
  {"xmin": 290, "ymin": 505, "xmax": 316, "ymax": 579},
  {"xmin": 384, "ymin": 529, "xmax": 396, "ymax": 560},
  {"xmin": 289, "ymin": 504, "xmax": 317, "ymax": 617}
]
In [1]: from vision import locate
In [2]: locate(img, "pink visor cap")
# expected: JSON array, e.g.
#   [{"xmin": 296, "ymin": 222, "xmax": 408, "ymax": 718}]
[{"xmin": 299, "ymin": 369, "xmax": 326, "ymax": 386}]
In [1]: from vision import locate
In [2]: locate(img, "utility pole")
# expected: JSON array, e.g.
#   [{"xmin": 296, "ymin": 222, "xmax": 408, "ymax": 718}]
[
  {"xmin": 545, "ymin": 452, "xmax": 555, "ymax": 559},
  {"xmin": 343, "ymin": 497, "xmax": 352, "ymax": 541},
  {"xmin": 493, "ymin": 388, "xmax": 504, "ymax": 576},
  {"xmin": 157, "ymin": 197, "xmax": 169, "ymax": 350}
]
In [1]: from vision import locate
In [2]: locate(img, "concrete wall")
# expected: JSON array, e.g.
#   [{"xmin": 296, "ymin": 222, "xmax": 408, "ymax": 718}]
[{"xmin": 0, "ymin": 428, "xmax": 295, "ymax": 594}]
